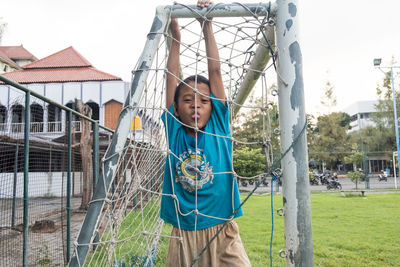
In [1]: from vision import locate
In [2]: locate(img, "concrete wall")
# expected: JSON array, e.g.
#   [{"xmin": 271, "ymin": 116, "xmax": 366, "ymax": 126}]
[{"xmin": 0, "ymin": 172, "xmax": 82, "ymax": 198}]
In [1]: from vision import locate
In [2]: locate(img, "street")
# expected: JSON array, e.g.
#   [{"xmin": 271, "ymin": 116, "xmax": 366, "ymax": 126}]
[{"xmin": 239, "ymin": 177, "xmax": 399, "ymax": 194}]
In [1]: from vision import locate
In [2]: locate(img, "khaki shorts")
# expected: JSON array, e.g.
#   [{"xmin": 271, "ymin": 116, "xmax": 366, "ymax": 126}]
[{"xmin": 166, "ymin": 220, "xmax": 251, "ymax": 267}]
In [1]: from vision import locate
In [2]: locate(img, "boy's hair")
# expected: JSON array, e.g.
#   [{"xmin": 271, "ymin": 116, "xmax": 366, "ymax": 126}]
[{"xmin": 174, "ymin": 75, "xmax": 211, "ymax": 107}]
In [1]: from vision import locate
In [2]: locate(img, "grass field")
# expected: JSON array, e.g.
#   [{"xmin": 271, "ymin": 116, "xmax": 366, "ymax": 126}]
[{"xmin": 236, "ymin": 191, "xmax": 400, "ymax": 267}]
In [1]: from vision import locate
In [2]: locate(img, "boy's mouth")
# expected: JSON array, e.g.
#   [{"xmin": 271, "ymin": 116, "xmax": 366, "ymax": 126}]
[{"xmin": 192, "ymin": 112, "xmax": 200, "ymax": 120}]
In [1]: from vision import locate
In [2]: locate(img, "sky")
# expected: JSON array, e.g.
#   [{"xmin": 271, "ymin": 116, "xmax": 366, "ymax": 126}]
[{"xmin": 2, "ymin": 0, "xmax": 400, "ymax": 116}]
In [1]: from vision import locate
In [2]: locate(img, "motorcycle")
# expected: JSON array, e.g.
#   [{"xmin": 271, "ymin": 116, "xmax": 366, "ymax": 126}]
[
  {"xmin": 378, "ymin": 170, "xmax": 388, "ymax": 182},
  {"xmin": 319, "ymin": 173, "xmax": 330, "ymax": 185},
  {"xmin": 309, "ymin": 176, "xmax": 320, "ymax": 185},
  {"xmin": 326, "ymin": 177, "xmax": 342, "ymax": 190}
]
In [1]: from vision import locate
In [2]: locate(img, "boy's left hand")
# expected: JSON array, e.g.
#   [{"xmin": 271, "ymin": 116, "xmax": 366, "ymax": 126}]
[
  {"xmin": 197, "ymin": 0, "xmax": 212, "ymax": 8},
  {"xmin": 197, "ymin": 0, "xmax": 213, "ymax": 24}
]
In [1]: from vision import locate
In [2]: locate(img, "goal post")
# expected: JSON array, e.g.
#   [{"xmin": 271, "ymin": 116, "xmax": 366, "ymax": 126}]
[
  {"xmin": 275, "ymin": 0, "xmax": 314, "ymax": 265},
  {"xmin": 69, "ymin": 2, "xmax": 313, "ymax": 266},
  {"xmin": 69, "ymin": 7, "xmax": 170, "ymax": 266}
]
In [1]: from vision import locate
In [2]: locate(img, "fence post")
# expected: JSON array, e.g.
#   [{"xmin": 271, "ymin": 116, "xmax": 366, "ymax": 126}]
[
  {"xmin": 23, "ymin": 91, "xmax": 30, "ymax": 267},
  {"xmin": 92, "ymin": 122, "xmax": 99, "ymax": 192},
  {"xmin": 12, "ymin": 143, "xmax": 19, "ymax": 228},
  {"xmin": 67, "ymin": 110, "xmax": 72, "ymax": 262}
]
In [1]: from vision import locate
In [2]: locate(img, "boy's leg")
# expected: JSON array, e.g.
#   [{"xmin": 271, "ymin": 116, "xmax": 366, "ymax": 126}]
[
  {"xmin": 166, "ymin": 226, "xmax": 190, "ymax": 267},
  {"xmin": 166, "ymin": 221, "xmax": 250, "ymax": 267},
  {"xmin": 216, "ymin": 220, "xmax": 251, "ymax": 267}
]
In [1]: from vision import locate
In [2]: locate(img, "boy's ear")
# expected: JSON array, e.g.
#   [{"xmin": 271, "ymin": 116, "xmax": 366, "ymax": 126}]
[{"xmin": 173, "ymin": 103, "xmax": 179, "ymax": 117}]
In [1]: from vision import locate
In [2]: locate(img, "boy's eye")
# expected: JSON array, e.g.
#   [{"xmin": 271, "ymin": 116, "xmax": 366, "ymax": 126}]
[
  {"xmin": 183, "ymin": 98, "xmax": 192, "ymax": 103},
  {"xmin": 201, "ymin": 99, "xmax": 210, "ymax": 104}
]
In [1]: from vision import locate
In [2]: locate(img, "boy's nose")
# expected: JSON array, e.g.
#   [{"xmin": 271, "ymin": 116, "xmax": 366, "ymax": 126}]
[{"xmin": 192, "ymin": 98, "xmax": 201, "ymax": 108}]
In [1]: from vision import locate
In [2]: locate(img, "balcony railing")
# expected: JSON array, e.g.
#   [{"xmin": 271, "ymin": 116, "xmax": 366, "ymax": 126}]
[
  {"xmin": 48, "ymin": 121, "xmax": 62, "ymax": 132},
  {"xmin": 0, "ymin": 120, "xmax": 151, "ymax": 136},
  {"xmin": 0, "ymin": 121, "xmax": 82, "ymax": 134},
  {"xmin": 30, "ymin": 122, "xmax": 44, "ymax": 133}
]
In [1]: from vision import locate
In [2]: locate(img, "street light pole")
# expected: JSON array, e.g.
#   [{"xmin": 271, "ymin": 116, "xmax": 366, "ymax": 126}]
[
  {"xmin": 374, "ymin": 59, "xmax": 400, "ymax": 187},
  {"xmin": 389, "ymin": 67, "xmax": 400, "ymax": 187}
]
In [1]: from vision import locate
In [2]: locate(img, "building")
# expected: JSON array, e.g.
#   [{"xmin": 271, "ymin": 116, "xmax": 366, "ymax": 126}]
[
  {"xmin": 0, "ymin": 45, "xmax": 38, "ymax": 73},
  {"xmin": 343, "ymin": 100, "xmax": 392, "ymax": 174},
  {"xmin": 343, "ymin": 100, "xmax": 378, "ymax": 133},
  {"xmin": 0, "ymin": 46, "xmax": 162, "ymax": 199},
  {"xmin": 0, "ymin": 46, "xmax": 129, "ymax": 138}
]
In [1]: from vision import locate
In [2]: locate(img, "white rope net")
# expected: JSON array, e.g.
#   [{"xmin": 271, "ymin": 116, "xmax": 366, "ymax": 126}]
[{"xmin": 79, "ymin": 3, "xmax": 277, "ymax": 266}]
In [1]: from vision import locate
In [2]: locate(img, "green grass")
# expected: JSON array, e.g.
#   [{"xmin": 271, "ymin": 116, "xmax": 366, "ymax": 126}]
[
  {"xmin": 83, "ymin": 192, "xmax": 400, "ymax": 266},
  {"xmin": 236, "ymin": 192, "xmax": 400, "ymax": 267},
  {"xmin": 85, "ymin": 199, "xmax": 172, "ymax": 266}
]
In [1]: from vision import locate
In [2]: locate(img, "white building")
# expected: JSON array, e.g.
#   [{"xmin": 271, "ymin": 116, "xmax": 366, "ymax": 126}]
[
  {"xmin": 0, "ymin": 46, "xmax": 129, "ymax": 138},
  {"xmin": 0, "ymin": 45, "xmax": 37, "ymax": 73},
  {"xmin": 343, "ymin": 100, "xmax": 392, "ymax": 174},
  {"xmin": 0, "ymin": 46, "xmax": 160, "ymax": 199},
  {"xmin": 343, "ymin": 100, "xmax": 378, "ymax": 133}
]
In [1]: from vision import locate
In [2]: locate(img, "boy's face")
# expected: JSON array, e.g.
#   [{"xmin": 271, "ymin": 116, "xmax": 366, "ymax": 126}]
[{"xmin": 173, "ymin": 81, "xmax": 212, "ymax": 136}]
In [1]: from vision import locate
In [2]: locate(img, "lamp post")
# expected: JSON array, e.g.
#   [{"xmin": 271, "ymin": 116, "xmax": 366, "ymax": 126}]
[{"xmin": 374, "ymin": 58, "xmax": 400, "ymax": 188}]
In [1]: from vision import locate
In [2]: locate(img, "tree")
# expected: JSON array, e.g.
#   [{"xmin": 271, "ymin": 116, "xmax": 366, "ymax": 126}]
[
  {"xmin": 320, "ymin": 80, "xmax": 337, "ymax": 113},
  {"xmin": 233, "ymin": 93, "xmax": 280, "ymax": 151},
  {"xmin": 369, "ymin": 61, "xmax": 400, "ymax": 153},
  {"xmin": 233, "ymin": 147, "xmax": 266, "ymax": 178},
  {"xmin": 233, "ymin": 91, "xmax": 280, "ymax": 177},
  {"xmin": 343, "ymin": 145, "xmax": 363, "ymax": 171},
  {"xmin": 317, "ymin": 77, "xmax": 337, "ymax": 115},
  {"xmin": 75, "ymin": 99, "xmax": 93, "ymax": 210},
  {"xmin": 0, "ymin": 18, "xmax": 7, "ymax": 45},
  {"xmin": 347, "ymin": 171, "xmax": 364, "ymax": 190},
  {"xmin": 309, "ymin": 112, "xmax": 351, "ymax": 170},
  {"xmin": 308, "ymin": 79, "xmax": 351, "ymax": 170}
]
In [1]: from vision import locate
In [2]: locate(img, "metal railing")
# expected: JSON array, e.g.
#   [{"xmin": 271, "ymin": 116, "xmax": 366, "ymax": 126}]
[
  {"xmin": 0, "ymin": 121, "xmax": 82, "ymax": 134},
  {"xmin": 0, "ymin": 75, "xmax": 114, "ymax": 267}
]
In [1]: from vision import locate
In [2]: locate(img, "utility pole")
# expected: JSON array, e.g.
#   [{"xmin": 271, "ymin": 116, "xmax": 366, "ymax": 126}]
[{"xmin": 374, "ymin": 58, "xmax": 400, "ymax": 188}]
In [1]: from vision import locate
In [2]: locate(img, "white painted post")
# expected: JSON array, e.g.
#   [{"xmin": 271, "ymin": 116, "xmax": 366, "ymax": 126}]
[
  {"xmin": 393, "ymin": 151, "xmax": 398, "ymax": 189},
  {"xmin": 275, "ymin": 0, "xmax": 314, "ymax": 265}
]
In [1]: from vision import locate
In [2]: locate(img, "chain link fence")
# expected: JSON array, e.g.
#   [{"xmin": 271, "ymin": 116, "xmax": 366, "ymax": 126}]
[{"xmin": 0, "ymin": 76, "xmax": 113, "ymax": 266}]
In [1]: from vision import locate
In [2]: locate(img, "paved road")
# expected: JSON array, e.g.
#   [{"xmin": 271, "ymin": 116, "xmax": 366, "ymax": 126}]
[{"xmin": 239, "ymin": 177, "xmax": 399, "ymax": 194}]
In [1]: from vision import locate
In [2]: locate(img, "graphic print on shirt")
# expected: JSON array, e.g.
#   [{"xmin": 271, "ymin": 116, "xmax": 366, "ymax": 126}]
[{"xmin": 175, "ymin": 149, "xmax": 214, "ymax": 192}]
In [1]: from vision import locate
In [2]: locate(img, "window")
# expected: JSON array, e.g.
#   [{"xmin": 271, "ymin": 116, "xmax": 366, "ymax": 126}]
[
  {"xmin": 85, "ymin": 101, "xmax": 99, "ymax": 121},
  {"xmin": 0, "ymin": 105, "xmax": 6, "ymax": 123},
  {"xmin": 0, "ymin": 105, "xmax": 6, "ymax": 131},
  {"xmin": 11, "ymin": 104, "xmax": 24, "ymax": 132},
  {"xmin": 30, "ymin": 103, "xmax": 44, "ymax": 132}
]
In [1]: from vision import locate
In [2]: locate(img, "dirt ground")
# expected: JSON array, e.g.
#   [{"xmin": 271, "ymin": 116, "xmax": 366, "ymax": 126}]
[{"xmin": 0, "ymin": 197, "xmax": 86, "ymax": 267}]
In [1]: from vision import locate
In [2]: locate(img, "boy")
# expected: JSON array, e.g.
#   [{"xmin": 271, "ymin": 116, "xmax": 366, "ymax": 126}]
[{"xmin": 161, "ymin": 1, "xmax": 250, "ymax": 266}]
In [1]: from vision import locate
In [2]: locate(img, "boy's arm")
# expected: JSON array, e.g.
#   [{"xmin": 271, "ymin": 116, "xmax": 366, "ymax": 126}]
[
  {"xmin": 199, "ymin": 1, "xmax": 226, "ymax": 105},
  {"xmin": 166, "ymin": 18, "xmax": 181, "ymax": 108}
]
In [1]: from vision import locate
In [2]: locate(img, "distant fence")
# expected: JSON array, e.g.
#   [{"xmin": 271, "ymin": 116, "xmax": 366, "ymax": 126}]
[{"xmin": 0, "ymin": 76, "xmax": 113, "ymax": 266}]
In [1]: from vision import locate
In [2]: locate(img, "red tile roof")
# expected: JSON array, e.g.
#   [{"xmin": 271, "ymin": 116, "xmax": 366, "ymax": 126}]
[
  {"xmin": 24, "ymin": 46, "xmax": 90, "ymax": 69},
  {"xmin": 0, "ymin": 49, "xmax": 21, "ymax": 69},
  {"xmin": 0, "ymin": 45, "xmax": 38, "ymax": 61},
  {"xmin": 1, "ymin": 46, "xmax": 121, "ymax": 83},
  {"xmin": 2, "ymin": 67, "xmax": 121, "ymax": 83}
]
